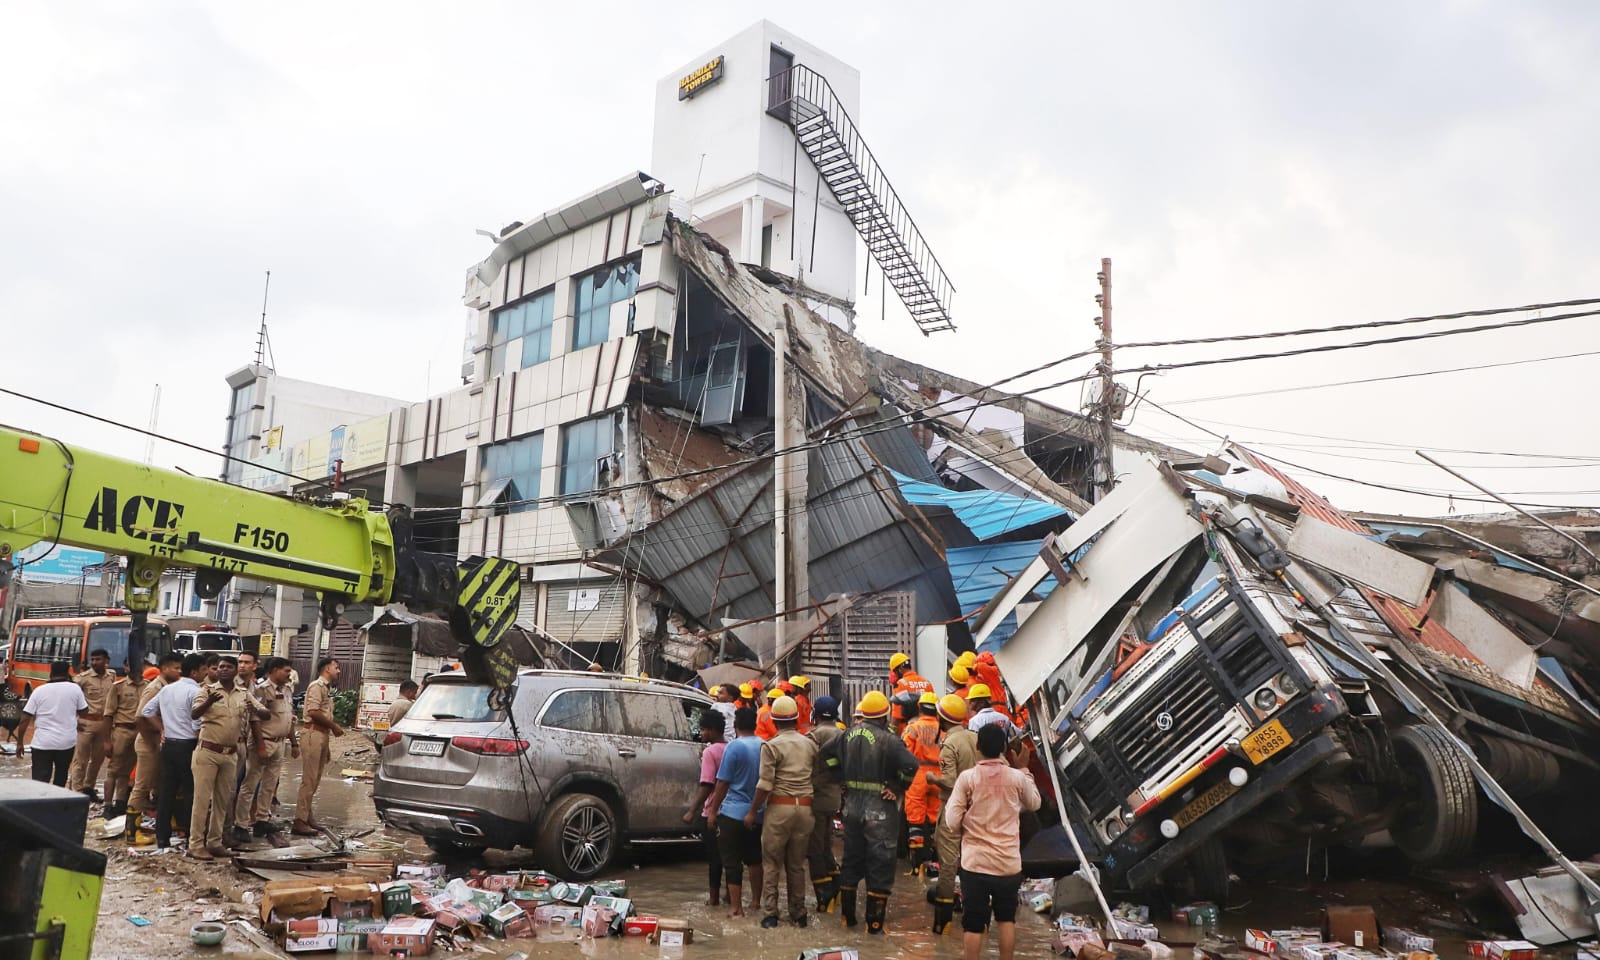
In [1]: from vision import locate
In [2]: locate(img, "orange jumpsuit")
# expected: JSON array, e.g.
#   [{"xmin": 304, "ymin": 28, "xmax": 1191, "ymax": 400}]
[
  {"xmin": 901, "ymin": 712, "xmax": 943, "ymax": 864},
  {"xmin": 754, "ymin": 704, "xmax": 777, "ymax": 740},
  {"xmin": 973, "ymin": 659, "xmax": 1004, "ymax": 700},
  {"xmin": 793, "ymin": 693, "xmax": 813, "ymax": 735},
  {"xmin": 890, "ymin": 671, "xmax": 934, "ymax": 727}
]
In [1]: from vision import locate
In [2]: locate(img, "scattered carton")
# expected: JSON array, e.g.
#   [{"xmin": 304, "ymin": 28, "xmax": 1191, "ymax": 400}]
[
  {"xmin": 379, "ymin": 882, "xmax": 413, "ymax": 919},
  {"xmin": 649, "ymin": 918, "xmax": 693, "ymax": 946},
  {"xmin": 798, "ymin": 950, "xmax": 860, "ymax": 960},
  {"xmin": 623, "ymin": 916, "xmax": 660, "ymax": 937},
  {"xmin": 532, "ymin": 904, "xmax": 584, "ymax": 942},
  {"xmin": 369, "ymin": 917, "xmax": 437, "ymax": 957},
  {"xmin": 550, "ymin": 882, "xmax": 594, "ymax": 905},
  {"xmin": 582, "ymin": 904, "xmax": 620, "ymax": 938},
  {"xmin": 486, "ymin": 903, "xmax": 526, "ymax": 937},
  {"xmin": 335, "ymin": 918, "xmax": 386, "ymax": 953},
  {"xmin": 396, "ymin": 863, "xmax": 447, "ymax": 881},
  {"xmin": 285, "ymin": 918, "xmax": 339, "ymax": 953},
  {"xmin": 1482, "ymin": 942, "xmax": 1538, "ymax": 960},
  {"xmin": 1247, "ymin": 931, "xmax": 1279, "ymax": 954},
  {"xmin": 1382, "ymin": 929, "xmax": 1435, "ymax": 954},
  {"xmin": 261, "ymin": 878, "xmax": 385, "ymax": 925},
  {"xmin": 1322, "ymin": 906, "xmax": 1377, "ymax": 950}
]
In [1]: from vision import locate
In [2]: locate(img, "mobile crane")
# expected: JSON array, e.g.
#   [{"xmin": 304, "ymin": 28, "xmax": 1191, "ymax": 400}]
[
  {"xmin": 0, "ymin": 423, "xmax": 522, "ymax": 959},
  {"xmin": 0, "ymin": 424, "xmax": 522, "ymax": 676}
]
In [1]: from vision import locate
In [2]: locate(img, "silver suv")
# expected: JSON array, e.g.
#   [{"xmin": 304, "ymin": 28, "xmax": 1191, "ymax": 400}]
[{"xmin": 374, "ymin": 669, "xmax": 712, "ymax": 878}]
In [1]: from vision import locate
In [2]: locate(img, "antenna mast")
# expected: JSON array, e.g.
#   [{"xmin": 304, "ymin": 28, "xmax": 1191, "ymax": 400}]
[{"xmin": 254, "ymin": 270, "xmax": 274, "ymax": 369}]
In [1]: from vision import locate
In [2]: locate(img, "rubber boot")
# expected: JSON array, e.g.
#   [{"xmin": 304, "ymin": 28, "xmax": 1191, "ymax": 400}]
[
  {"xmin": 932, "ymin": 897, "xmax": 956, "ymax": 935},
  {"xmin": 813, "ymin": 876, "xmax": 837, "ymax": 915},
  {"xmin": 866, "ymin": 892, "xmax": 889, "ymax": 936},
  {"xmin": 838, "ymin": 887, "xmax": 858, "ymax": 928},
  {"xmin": 905, "ymin": 831, "xmax": 925, "ymax": 876}
]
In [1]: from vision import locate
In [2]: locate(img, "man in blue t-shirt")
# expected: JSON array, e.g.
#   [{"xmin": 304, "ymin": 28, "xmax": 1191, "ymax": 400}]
[{"xmin": 709, "ymin": 706, "xmax": 763, "ymax": 917}]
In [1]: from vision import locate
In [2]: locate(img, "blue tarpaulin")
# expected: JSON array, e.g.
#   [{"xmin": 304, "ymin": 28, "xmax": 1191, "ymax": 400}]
[
  {"xmin": 947, "ymin": 541, "xmax": 1062, "ymax": 652},
  {"xmin": 889, "ymin": 470, "xmax": 1071, "ymax": 541}
]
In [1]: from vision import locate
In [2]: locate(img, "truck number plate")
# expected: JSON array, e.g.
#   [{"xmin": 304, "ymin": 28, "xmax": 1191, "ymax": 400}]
[
  {"xmin": 408, "ymin": 739, "xmax": 446, "ymax": 757},
  {"xmin": 1241, "ymin": 719, "xmax": 1292, "ymax": 764},
  {"xmin": 1174, "ymin": 779, "xmax": 1240, "ymax": 829}
]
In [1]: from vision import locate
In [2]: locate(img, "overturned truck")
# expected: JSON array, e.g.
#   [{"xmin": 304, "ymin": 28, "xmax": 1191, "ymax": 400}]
[{"xmin": 984, "ymin": 456, "xmax": 1600, "ymax": 900}]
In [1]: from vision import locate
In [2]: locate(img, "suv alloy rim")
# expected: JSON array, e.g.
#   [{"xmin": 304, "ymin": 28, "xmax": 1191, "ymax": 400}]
[{"xmin": 562, "ymin": 804, "xmax": 612, "ymax": 874}]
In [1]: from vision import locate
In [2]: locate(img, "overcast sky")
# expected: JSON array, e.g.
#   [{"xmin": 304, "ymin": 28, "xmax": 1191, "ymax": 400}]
[{"xmin": 3, "ymin": 2, "xmax": 1598, "ymax": 516}]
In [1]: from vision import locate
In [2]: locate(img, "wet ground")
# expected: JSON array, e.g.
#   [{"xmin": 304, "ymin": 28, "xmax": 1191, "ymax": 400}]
[{"xmin": 1, "ymin": 735, "xmax": 1565, "ymax": 959}]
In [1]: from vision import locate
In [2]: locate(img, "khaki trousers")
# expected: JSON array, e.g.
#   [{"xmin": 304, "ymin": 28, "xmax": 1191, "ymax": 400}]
[
  {"xmin": 294, "ymin": 728, "xmax": 330, "ymax": 824},
  {"xmin": 933, "ymin": 816, "xmax": 963, "ymax": 899},
  {"xmin": 67, "ymin": 722, "xmax": 109, "ymax": 791},
  {"xmin": 235, "ymin": 738, "xmax": 288, "ymax": 828},
  {"xmin": 760, "ymin": 802, "xmax": 815, "ymax": 921},
  {"xmin": 130, "ymin": 736, "xmax": 162, "ymax": 814},
  {"xmin": 189, "ymin": 746, "xmax": 238, "ymax": 852},
  {"xmin": 104, "ymin": 727, "xmax": 139, "ymax": 806}
]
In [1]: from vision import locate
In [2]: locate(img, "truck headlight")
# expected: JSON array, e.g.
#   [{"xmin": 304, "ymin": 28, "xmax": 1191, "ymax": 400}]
[{"xmin": 1253, "ymin": 687, "xmax": 1278, "ymax": 711}]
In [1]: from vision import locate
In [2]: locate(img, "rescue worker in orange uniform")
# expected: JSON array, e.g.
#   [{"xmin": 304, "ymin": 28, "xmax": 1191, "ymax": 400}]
[
  {"xmin": 947, "ymin": 664, "xmax": 973, "ymax": 702},
  {"xmin": 755, "ymin": 687, "xmax": 782, "ymax": 740},
  {"xmin": 972, "ymin": 651, "xmax": 1004, "ymax": 700},
  {"xmin": 901, "ymin": 690, "xmax": 944, "ymax": 876},
  {"xmin": 788, "ymin": 676, "xmax": 813, "ymax": 735},
  {"xmin": 888, "ymin": 653, "xmax": 933, "ymax": 730},
  {"xmin": 736, "ymin": 683, "xmax": 758, "ymax": 711}
]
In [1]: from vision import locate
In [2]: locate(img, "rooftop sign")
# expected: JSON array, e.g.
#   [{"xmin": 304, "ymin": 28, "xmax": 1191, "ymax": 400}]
[{"xmin": 678, "ymin": 55, "xmax": 724, "ymax": 100}]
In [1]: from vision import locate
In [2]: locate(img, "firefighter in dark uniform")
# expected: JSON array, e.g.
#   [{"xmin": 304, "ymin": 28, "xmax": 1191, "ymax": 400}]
[{"xmin": 822, "ymin": 690, "xmax": 919, "ymax": 936}]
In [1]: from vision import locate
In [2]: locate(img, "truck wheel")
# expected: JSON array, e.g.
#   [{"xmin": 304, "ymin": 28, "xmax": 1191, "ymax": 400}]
[
  {"xmin": 1391, "ymin": 724, "xmax": 1477, "ymax": 863},
  {"xmin": 537, "ymin": 793, "xmax": 616, "ymax": 880},
  {"xmin": 1187, "ymin": 836, "xmax": 1231, "ymax": 906}
]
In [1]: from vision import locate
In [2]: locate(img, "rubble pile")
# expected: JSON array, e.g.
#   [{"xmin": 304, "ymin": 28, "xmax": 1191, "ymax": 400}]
[{"xmin": 256, "ymin": 864, "xmax": 685, "ymax": 955}]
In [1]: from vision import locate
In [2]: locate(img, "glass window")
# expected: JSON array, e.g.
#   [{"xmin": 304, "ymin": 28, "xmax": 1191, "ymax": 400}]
[
  {"xmin": 572, "ymin": 258, "xmax": 639, "ymax": 351},
  {"xmin": 540, "ymin": 689, "xmax": 622, "ymax": 734},
  {"xmin": 87, "ymin": 624, "xmax": 131, "ymax": 669},
  {"xmin": 678, "ymin": 698, "xmax": 710, "ymax": 742},
  {"xmin": 480, "ymin": 432, "xmax": 543, "ymax": 513},
  {"xmin": 619, "ymin": 693, "xmax": 686, "ymax": 741},
  {"xmin": 561, "ymin": 415, "xmax": 616, "ymax": 495},
  {"xmin": 409, "ymin": 682, "xmax": 503, "ymax": 722},
  {"xmin": 489, "ymin": 289, "xmax": 555, "ymax": 373},
  {"xmin": 189, "ymin": 592, "xmax": 202, "ymax": 612},
  {"xmin": 224, "ymin": 383, "xmax": 253, "ymax": 482}
]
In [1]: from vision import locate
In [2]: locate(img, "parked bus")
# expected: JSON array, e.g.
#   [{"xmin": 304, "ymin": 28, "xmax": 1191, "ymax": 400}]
[{"xmin": 5, "ymin": 612, "xmax": 173, "ymax": 696}]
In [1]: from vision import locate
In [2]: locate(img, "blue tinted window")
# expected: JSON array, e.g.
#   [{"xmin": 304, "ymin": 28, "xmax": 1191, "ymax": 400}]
[
  {"xmin": 489, "ymin": 289, "xmax": 555, "ymax": 373},
  {"xmin": 572, "ymin": 259, "xmax": 639, "ymax": 351},
  {"xmin": 561, "ymin": 415, "xmax": 616, "ymax": 495},
  {"xmin": 480, "ymin": 433, "xmax": 544, "ymax": 513}
]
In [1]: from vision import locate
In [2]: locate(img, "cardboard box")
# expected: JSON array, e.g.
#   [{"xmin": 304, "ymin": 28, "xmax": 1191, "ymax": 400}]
[
  {"xmin": 1485, "ymin": 941, "xmax": 1538, "ymax": 960},
  {"xmin": 285, "ymin": 918, "xmax": 340, "ymax": 953},
  {"xmin": 1109, "ymin": 919, "xmax": 1160, "ymax": 940},
  {"xmin": 1383, "ymin": 929, "xmax": 1434, "ymax": 954},
  {"xmin": 582, "ymin": 904, "xmax": 620, "ymax": 938},
  {"xmin": 591, "ymin": 880, "xmax": 628, "ymax": 897},
  {"xmin": 648, "ymin": 918, "xmax": 693, "ymax": 946},
  {"xmin": 501, "ymin": 914, "xmax": 535, "ymax": 939},
  {"xmin": 798, "ymin": 951, "xmax": 860, "ymax": 960},
  {"xmin": 396, "ymin": 863, "xmax": 447, "ymax": 881},
  {"xmin": 1056, "ymin": 925, "xmax": 1106, "ymax": 958},
  {"xmin": 335, "ymin": 918, "xmax": 387, "ymax": 952},
  {"xmin": 369, "ymin": 917, "xmax": 437, "ymax": 957},
  {"xmin": 473, "ymin": 874, "xmax": 522, "ymax": 893},
  {"xmin": 486, "ymin": 903, "xmax": 526, "ymax": 937},
  {"xmin": 550, "ymin": 882, "xmax": 594, "ymax": 905},
  {"xmin": 1322, "ymin": 906, "xmax": 1377, "ymax": 950},
  {"xmin": 508, "ymin": 888, "xmax": 555, "ymax": 905},
  {"xmin": 262, "ymin": 878, "xmax": 385, "ymax": 924},
  {"xmin": 330, "ymin": 886, "xmax": 380, "ymax": 920},
  {"xmin": 380, "ymin": 882, "xmax": 413, "ymax": 918},
  {"xmin": 1247, "ymin": 931, "xmax": 1279, "ymax": 954},
  {"xmin": 1176, "ymin": 902, "xmax": 1220, "ymax": 925},
  {"xmin": 623, "ymin": 916, "xmax": 660, "ymax": 937},
  {"xmin": 532, "ymin": 905, "xmax": 584, "ymax": 942},
  {"xmin": 590, "ymin": 895, "xmax": 633, "ymax": 916}
]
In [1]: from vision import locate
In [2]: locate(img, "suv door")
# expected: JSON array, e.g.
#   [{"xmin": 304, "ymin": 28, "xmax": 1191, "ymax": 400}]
[
  {"xmin": 535, "ymin": 687, "xmax": 627, "ymax": 796},
  {"xmin": 613, "ymin": 690, "xmax": 705, "ymax": 834}
]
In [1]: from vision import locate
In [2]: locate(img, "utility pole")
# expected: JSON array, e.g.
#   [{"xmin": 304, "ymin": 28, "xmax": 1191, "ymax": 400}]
[{"xmin": 1095, "ymin": 257, "xmax": 1117, "ymax": 500}]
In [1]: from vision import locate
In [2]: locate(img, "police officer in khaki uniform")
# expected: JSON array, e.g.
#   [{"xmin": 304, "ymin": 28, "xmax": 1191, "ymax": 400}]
[
  {"xmin": 235, "ymin": 656, "xmax": 299, "ymax": 846},
  {"xmin": 127, "ymin": 655, "xmax": 179, "ymax": 841},
  {"xmin": 101, "ymin": 667, "xmax": 147, "ymax": 819},
  {"xmin": 68, "ymin": 648, "xmax": 117, "ymax": 797},
  {"xmin": 746, "ymin": 695, "xmax": 817, "ymax": 929},
  {"xmin": 293, "ymin": 657, "xmax": 343, "ymax": 836},
  {"xmin": 188, "ymin": 655, "xmax": 265, "ymax": 860},
  {"xmin": 931, "ymin": 693, "xmax": 979, "ymax": 935}
]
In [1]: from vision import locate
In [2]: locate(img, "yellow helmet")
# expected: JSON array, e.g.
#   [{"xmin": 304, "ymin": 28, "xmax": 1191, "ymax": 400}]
[
  {"xmin": 888, "ymin": 652, "xmax": 910, "ymax": 671},
  {"xmin": 966, "ymin": 683, "xmax": 992, "ymax": 701},
  {"xmin": 771, "ymin": 695, "xmax": 799, "ymax": 720},
  {"xmin": 766, "ymin": 687, "xmax": 783, "ymax": 700},
  {"xmin": 949, "ymin": 664, "xmax": 971, "ymax": 685},
  {"xmin": 739, "ymin": 683, "xmax": 754, "ymax": 699},
  {"xmin": 937, "ymin": 694, "xmax": 969, "ymax": 724},
  {"xmin": 857, "ymin": 690, "xmax": 892, "ymax": 719},
  {"xmin": 789, "ymin": 675, "xmax": 811, "ymax": 689},
  {"xmin": 956, "ymin": 651, "xmax": 978, "ymax": 668},
  {"xmin": 918, "ymin": 691, "xmax": 938, "ymax": 706}
]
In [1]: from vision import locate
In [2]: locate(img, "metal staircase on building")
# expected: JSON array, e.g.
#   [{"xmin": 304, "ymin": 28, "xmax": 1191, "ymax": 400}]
[{"xmin": 767, "ymin": 63, "xmax": 956, "ymax": 335}]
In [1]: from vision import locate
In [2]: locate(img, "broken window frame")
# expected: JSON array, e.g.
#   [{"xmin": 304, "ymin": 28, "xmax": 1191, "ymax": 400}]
[
  {"xmin": 572, "ymin": 257, "xmax": 640, "ymax": 352},
  {"xmin": 561, "ymin": 413, "xmax": 618, "ymax": 495},
  {"xmin": 479, "ymin": 432, "xmax": 544, "ymax": 514}
]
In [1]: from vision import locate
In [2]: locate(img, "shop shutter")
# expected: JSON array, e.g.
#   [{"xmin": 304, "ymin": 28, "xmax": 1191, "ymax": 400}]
[{"xmin": 544, "ymin": 578, "xmax": 628, "ymax": 644}]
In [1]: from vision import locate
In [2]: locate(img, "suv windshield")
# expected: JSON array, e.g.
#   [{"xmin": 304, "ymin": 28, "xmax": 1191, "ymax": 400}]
[{"xmin": 409, "ymin": 681, "xmax": 503, "ymax": 722}]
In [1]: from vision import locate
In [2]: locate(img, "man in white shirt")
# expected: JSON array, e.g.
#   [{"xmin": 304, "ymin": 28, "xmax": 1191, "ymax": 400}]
[
  {"xmin": 14, "ymin": 660, "xmax": 89, "ymax": 786},
  {"xmin": 141, "ymin": 653, "xmax": 206, "ymax": 849}
]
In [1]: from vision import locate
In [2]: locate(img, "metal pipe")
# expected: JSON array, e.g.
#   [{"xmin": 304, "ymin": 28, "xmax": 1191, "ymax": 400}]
[
  {"xmin": 1031, "ymin": 692, "xmax": 1117, "ymax": 929},
  {"xmin": 774, "ymin": 312, "xmax": 790, "ymax": 636},
  {"xmin": 1418, "ymin": 451, "xmax": 1600, "ymax": 566}
]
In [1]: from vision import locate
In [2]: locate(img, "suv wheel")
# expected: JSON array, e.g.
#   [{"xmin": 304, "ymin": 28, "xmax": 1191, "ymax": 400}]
[{"xmin": 537, "ymin": 793, "xmax": 616, "ymax": 880}]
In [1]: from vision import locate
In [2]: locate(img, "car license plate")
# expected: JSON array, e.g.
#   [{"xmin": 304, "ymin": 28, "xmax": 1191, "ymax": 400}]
[
  {"xmin": 1174, "ymin": 779, "xmax": 1239, "ymax": 828},
  {"xmin": 1241, "ymin": 719, "xmax": 1292, "ymax": 764},
  {"xmin": 408, "ymin": 738, "xmax": 446, "ymax": 757}
]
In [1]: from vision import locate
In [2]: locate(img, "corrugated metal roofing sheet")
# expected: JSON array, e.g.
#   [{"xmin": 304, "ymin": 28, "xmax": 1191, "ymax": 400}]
[
  {"xmin": 619, "ymin": 435, "xmax": 959, "ymax": 631},
  {"xmin": 889, "ymin": 470, "xmax": 1072, "ymax": 541},
  {"xmin": 946, "ymin": 542, "xmax": 1060, "ymax": 652}
]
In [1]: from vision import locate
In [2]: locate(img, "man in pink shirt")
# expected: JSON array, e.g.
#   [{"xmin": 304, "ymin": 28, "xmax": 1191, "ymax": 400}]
[
  {"xmin": 685, "ymin": 710, "xmax": 730, "ymax": 906},
  {"xmin": 944, "ymin": 724, "xmax": 1041, "ymax": 960}
]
